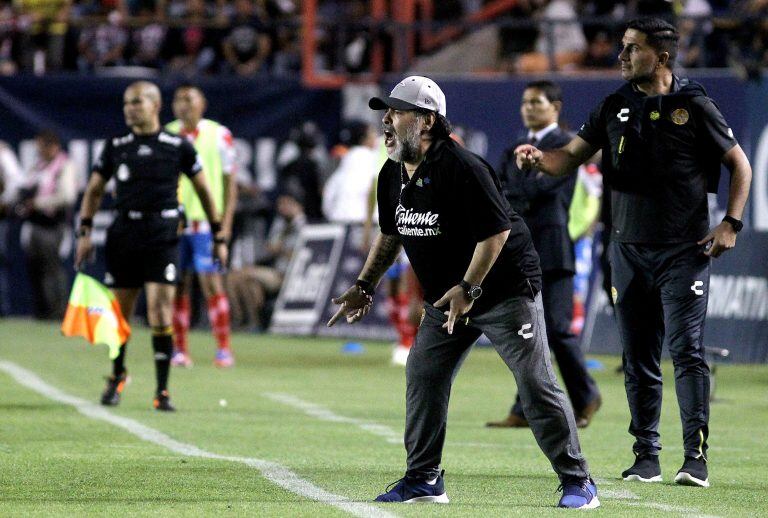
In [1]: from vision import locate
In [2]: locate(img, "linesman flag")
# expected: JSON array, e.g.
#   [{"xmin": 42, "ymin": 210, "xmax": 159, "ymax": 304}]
[{"xmin": 61, "ymin": 273, "xmax": 131, "ymax": 359}]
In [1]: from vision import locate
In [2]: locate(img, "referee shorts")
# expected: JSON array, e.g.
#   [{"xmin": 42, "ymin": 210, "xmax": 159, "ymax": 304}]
[{"xmin": 104, "ymin": 215, "xmax": 180, "ymax": 289}]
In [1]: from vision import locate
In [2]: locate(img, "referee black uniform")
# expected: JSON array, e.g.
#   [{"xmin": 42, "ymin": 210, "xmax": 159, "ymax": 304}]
[
  {"xmin": 93, "ymin": 130, "xmax": 202, "ymax": 409},
  {"xmin": 578, "ymin": 76, "xmax": 738, "ymax": 466},
  {"xmin": 94, "ymin": 131, "xmax": 201, "ymax": 288}
]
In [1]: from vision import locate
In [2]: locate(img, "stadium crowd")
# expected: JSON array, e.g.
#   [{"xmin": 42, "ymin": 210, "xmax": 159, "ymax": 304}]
[{"xmin": 0, "ymin": 0, "xmax": 766, "ymax": 76}]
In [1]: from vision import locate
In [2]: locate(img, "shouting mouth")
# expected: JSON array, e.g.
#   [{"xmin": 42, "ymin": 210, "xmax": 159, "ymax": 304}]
[{"xmin": 383, "ymin": 128, "xmax": 395, "ymax": 148}]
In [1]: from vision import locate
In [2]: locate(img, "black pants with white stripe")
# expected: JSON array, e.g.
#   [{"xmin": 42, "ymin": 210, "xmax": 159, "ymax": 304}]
[{"xmin": 609, "ymin": 241, "xmax": 711, "ymax": 460}]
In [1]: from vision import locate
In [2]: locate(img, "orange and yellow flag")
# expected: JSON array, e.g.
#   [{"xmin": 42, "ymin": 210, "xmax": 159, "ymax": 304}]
[{"xmin": 61, "ymin": 273, "xmax": 131, "ymax": 359}]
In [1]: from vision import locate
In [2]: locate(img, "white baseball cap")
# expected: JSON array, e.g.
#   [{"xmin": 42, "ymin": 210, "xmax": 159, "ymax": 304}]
[{"xmin": 369, "ymin": 75, "xmax": 447, "ymax": 117}]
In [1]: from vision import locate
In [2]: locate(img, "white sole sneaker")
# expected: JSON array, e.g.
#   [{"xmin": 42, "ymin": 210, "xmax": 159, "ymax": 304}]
[
  {"xmin": 581, "ymin": 496, "xmax": 601, "ymax": 509},
  {"xmin": 623, "ymin": 474, "xmax": 663, "ymax": 483},
  {"xmin": 404, "ymin": 493, "xmax": 449, "ymax": 503},
  {"xmin": 674, "ymin": 472, "xmax": 710, "ymax": 488}
]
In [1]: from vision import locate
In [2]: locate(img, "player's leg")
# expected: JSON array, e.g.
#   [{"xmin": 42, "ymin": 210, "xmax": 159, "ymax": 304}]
[
  {"xmin": 171, "ymin": 234, "xmax": 194, "ymax": 366},
  {"xmin": 659, "ymin": 243, "xmax": 711, "ymax": 487},
  {"xmin": 199, "ymin": 271, "xmax": 233, "ymax": 367},
  {"xmin": 610, "ymin": 242, "xmax": 664, "ymax": 482},
  {"xmin": 146, "ymin": 281, "xmax": 176, "ymax": 411},
  {"xmin": 189, "ymin": 230, "xmax": 233, "ymax": 367}
]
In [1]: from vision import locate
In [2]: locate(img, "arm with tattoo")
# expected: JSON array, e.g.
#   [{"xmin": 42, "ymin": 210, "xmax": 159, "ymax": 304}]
[{"xmin": 327, "ymin": 233, "xmax": 402, "ymax": 327}]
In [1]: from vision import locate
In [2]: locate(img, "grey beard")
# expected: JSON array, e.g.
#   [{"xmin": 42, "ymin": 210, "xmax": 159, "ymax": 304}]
[{"xmin": 388, "ymin": 123, "xmax": 422, "ymax": 163}]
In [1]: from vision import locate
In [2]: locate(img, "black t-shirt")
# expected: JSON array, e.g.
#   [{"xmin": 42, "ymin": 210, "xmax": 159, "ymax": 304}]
[
  {"xmin": 93, "ymin": 131, "xmax": 202, "ymax": 212},
  {"xmin": 377, "ymin": 138, "xmax": 541, "ymax": 314},
  {"xmin": 578, "ymin": 78, "xmax": 737, "ymax": 243}
]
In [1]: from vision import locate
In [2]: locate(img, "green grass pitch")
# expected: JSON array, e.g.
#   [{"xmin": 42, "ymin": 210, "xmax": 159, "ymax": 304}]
[{"xmin": 1, "ymin": 318, "xmax": 766, "ymax": 516}]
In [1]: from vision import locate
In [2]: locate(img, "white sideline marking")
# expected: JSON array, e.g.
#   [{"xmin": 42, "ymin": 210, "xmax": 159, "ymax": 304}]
[
  {"xmin": 261, "ymin": 393, "xmax": 723, "ymax": 517},
  {"xmin": 0, "ymin": 361, "xmax": 396, "ymax": 518},
  {"xmin": 263, "ymin": 392, "xmax": 403, "ymax": 445}
]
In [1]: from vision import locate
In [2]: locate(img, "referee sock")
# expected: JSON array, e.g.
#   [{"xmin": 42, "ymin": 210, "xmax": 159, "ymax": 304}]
[
  {"xmin": 207, "ymin": 294, "xmax": 231, "ymax": 350},
  {"xmin": 112, "ymin": 342, "xmax": 128, "ymax": 377},
  {"xmin": 152, "ymin": 327, "xmax": 173, "ymax": 394},
  {"xmin": 172, "ymin": 295, "xmax": 190, "ymax": 353}
]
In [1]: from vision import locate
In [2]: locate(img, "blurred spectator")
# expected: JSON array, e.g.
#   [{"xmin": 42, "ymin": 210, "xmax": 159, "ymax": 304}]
[
  {"xmin": 226, "ymin": 190, "xmax": 305, "ymax": 329},
  {"xmin": 128, "ymin": 0, "xmax": 167, "ymax": 68},
  {"xmin": 0, "ymin": 0, "xmax": 18, "ymax": 74},
  {"xmin": 498, "ymin": 0, "xmax": 546, "ymax": 72},
  {"xmin": 221, "ymin": 0, "xmax": 271, "ymax": 76},
  {"xmin": 322, "ymin": 120, "xmax": 378, "ymax": 224},
  {"xmin": 678, "ymin": 0, "xmax": 713, "ymax": 69},
  {"xmin": 15, "ymin": 130, "xmax": 76, "ymax": 320},
  {"xmin": 77, "ymin": 9, "xmax": 128, "ymax": 70},
  {"xmin": 582, "ymin": 29, "xmax": 616, "ymax": 68},
  {"xmin": 15, "ymin": 0, "xmax": 71, "ymax": 72},
  {"xmin": 731, "ymin": 0, "xmax": 768, "ymax": 77},
  {"xmin": 529, "ymin": 0, "xmax": 587, "ymax": 72},
  {"xmin": 164, "ymin": 0, "xmax": 219, "ymax": 75},
  {"xmin": 277, "ymin": 121, "xmax": 326, "ymax": 220}
]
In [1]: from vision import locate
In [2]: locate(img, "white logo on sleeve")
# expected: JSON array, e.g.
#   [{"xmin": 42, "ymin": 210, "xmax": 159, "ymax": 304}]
[
  {"xmin": 617, "ymin": 108, "xmax": 630, "ymax": 122},
  {"xmin": 116, "ymin": 164, "xmax": 130, "ymax": 182},
  {"xmin": 164, "ymin": 263, "xmax": 176, "ymax": 282},
  {"xmin": 690, "ymin": 280, "xmax": 705, "ymax": 296},
  {"xmin": 517, "ymin": 323, "xmax": 533, "ymax": 340}
]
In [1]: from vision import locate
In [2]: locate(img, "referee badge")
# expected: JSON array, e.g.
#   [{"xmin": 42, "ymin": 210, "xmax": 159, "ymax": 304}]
[{"xmin": 671, "ymin": 108, "xmax": 689, "ymax": 125}]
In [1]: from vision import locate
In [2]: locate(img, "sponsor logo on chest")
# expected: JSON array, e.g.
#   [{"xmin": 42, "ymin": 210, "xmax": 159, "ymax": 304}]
[{"xmin": 395, "ymin": 204, "xmax": 441, "ymax": 237}]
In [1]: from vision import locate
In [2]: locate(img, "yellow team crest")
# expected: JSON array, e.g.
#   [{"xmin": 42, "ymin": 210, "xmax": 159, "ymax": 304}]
[
  {"xmin": 611, "ymin": 287, "xmax": 618, "ymax": 304},
  {"xmin": 649, "ymin": 111, "xmax": 660, "ymax": 121},
  {"xmin": 671, "ymin": 108, "xmax": 689, "ymax": 125}
]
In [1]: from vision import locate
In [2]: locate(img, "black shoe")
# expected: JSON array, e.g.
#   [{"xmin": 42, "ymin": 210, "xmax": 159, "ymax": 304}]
[
  {"xmin": 622, "ymin": 454, "xmax": 662, "ymax": 482},
  {"xmin": 153, "ymin": 390, "xmax": 176, "ymax": 412},
  {"xmin": 100, "ymin": 372, "xmax": 128, "ymax": 406},
  {"xmin": 675, "ymin": 457, "xmax": 709, "ymax": 487}
]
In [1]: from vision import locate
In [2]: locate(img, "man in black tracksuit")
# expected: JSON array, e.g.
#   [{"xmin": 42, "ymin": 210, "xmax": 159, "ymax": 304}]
[
  {"xmin": 489, "ymin": 80, "xmax": 601, "ymax": 430},
  {"xmin": 328, "ymin": 75, "xmax": 599, "ymax": 509},
  {"xmin": 516, "ymin": 18, "xmax": 752, "ymax": 488}
]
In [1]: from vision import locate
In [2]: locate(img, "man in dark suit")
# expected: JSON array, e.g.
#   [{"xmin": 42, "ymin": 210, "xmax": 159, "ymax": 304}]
[{"xmin": 487, "ymin": 80, "xmax": 602, "ymax": 429}]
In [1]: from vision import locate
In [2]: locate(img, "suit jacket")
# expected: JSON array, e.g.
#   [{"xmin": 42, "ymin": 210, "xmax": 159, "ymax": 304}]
[{"xmin": 498, "ymin": 127, "xmax": 577, "ymax": 273}]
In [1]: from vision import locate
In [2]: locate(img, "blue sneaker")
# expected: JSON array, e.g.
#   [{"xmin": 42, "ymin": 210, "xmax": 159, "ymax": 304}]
[
  {"xmin": 557, "ymin": 477, "xmax": 600, "ymax": 509},
  {"xmin": 374, "ymin": 470, "xmax": 449, "ymax": 503}
]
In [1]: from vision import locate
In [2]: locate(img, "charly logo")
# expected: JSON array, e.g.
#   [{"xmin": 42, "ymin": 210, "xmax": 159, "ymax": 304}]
[
  {"xmin": 116, "ymin": 164, "xmax": 130, "ymax": 181},
  {"xmin": 690, "ymin": 280, "xmax": 705, "ymax": 296},
  {"xmin": 671, "ymin": 108, "xmax": 689, "ymax": 125},
  {"xmin": 164, "ymin": 263, "xmax": 176, "ymax": 282},
  {"xmin": 517, "ymin": 323, "xmax": 533, "ymax": 340},
  {"xmin": 137, "ymin": 144, "xmax": 153, "ymax": 156},
  {"xmin": 617, "ymin": 108, "xmax": 630, "ymax": 122}
]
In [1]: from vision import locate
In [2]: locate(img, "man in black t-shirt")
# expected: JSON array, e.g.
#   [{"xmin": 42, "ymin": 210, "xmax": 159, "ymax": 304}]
[
  {"xmin": 516, "ymin": 19, "xmax": 752, "ymax": 488},
  {"xmin": 75, "ymin": 81, "xmax": 226, "ymax": 412},
  {"xmin": 327, "ymin": 76, "xmax": 599, "ymax": 509}
]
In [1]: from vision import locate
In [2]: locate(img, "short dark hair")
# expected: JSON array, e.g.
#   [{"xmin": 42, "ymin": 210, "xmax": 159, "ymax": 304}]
[
  {"xmin": 524, "ymin": 80, "xmax": 562, "ymax": 104},
  {"xmin": 626, "ymin": 17, "xmax": 679, "ymax": 66},
  {"xmin": 415, "ymin": 109, "xmax": 452, "ymax": 140},
  {"xmin": 175, "ymin": 82, "xmax": 205, "ymax": 97}
]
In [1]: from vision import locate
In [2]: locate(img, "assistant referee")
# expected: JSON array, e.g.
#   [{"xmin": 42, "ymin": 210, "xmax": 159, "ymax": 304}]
[{"xmin": 75, "ymin": 81, "xmax": 227, "ymax": 412}]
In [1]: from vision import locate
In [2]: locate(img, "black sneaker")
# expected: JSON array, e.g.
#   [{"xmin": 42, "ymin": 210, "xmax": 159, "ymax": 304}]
[
  {"xmin": 674, "ymin": 457, "xmax": 709, "ymax": 487},
  {"xmin": 153, "ymin": 390, "xmax": 176, "ymax": 412},
  {"xmin": 622, "ymin": 454, "xmax": 662, "ymax": 482},
  {"xmin": 100, "ymin": 372, "xmax": 128, "ymax": 406}
]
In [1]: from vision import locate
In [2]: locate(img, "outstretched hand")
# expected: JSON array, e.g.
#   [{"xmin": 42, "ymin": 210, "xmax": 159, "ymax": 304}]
[
  {"xmin": 514, "ymin": 144, "xmax": 543, "ymax": 171},
  {"xmin": 327, "ymin": 285, "xmax": 373, "ymax": 327},
  {"xmin": 697, "ymin": 222, "xmax": 737, "ymax": 258},
  {"xmin": 434, "ymin": 285, "xmax": 473, "ymax": 335}
]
